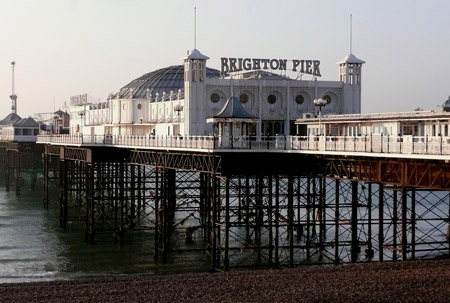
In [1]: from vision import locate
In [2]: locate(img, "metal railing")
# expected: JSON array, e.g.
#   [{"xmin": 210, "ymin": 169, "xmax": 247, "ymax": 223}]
[{"xmin": 36, "ymin": 134, "xmax": 450, "ymax": 156}]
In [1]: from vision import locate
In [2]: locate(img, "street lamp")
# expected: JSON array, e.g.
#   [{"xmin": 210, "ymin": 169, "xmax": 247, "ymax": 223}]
[
  {"xmin": 313, "ymin": 98, "xmax": 327, "ymax": 135},
  {"xmin": 173, "ymin": 103, "xmax": 184, "ymax": 135}
]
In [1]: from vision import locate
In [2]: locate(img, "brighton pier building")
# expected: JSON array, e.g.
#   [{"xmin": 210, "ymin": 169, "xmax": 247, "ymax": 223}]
[{"xmin": 68, "ymin": 49, "xmax": 364, "ymax": 137}]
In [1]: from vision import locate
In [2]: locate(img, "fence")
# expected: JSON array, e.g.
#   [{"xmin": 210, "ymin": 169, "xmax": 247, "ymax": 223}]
[{"xmin": 36, "ymin": 134, "xmax": 450, "ymax": 156}]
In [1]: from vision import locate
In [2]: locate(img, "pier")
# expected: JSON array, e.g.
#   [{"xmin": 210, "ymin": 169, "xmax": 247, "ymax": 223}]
[{"xmin": 36, "ymin": 133, "xmax": 450, "ymax": 269}]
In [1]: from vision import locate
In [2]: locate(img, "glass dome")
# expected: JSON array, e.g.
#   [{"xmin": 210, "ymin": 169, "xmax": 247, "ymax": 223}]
[{"xmin": 113, "ymin": 65, "xmax": 220, "ymax": 99}]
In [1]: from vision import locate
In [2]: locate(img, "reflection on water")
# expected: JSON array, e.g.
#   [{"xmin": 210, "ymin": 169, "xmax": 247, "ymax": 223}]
[{"xmin": 0, "ymin": 188, "xmax": 210, "ymax": 283}]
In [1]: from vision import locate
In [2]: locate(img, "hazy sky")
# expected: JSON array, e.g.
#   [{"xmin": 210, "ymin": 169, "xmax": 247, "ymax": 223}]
[{"xmin": 1, "ymin": 0, "xmax": 450, "ymax": 119}]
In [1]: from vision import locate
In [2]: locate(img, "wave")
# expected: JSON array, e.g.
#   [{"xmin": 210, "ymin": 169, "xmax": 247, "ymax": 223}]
[{"xmin": 0, "ymin": 271, "xmax": 58, "ymax": 283}]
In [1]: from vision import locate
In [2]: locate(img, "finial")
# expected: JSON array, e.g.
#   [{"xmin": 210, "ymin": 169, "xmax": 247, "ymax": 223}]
[
  {"xmin": 350, "ymin": 14, "xmax": 353, "ymax": 54},
  {"xmin": 194, "ymin": 7, "xmax": 197, "ymax": 49}
]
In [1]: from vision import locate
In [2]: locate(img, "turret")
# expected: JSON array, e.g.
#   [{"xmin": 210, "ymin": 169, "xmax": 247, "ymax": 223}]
[
  {"xmin": 183, "ymin": 49, "xmax": 209, "ymax": 135},
  {"xmin": 338, "ymin": 54, "xmax": 365, "ymax": 113},
  {"xmin": 338, "ymin": 53, "xmax": 365, "ymax": 85}
]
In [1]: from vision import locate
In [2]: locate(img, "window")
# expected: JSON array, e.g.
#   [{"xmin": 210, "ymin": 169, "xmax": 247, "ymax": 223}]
[
  {"xmin": 295, "ymin": 95, "xmax": 304, "ymax": 105},
  {"xmin": 137, "ymin": 103, "xmax": 142, "ymax": 110},
  {"xmin": 210, "ymin": 93, "xmax": 220, "ymax": 103},
  {"xmin": 323, "ymin": 95, "xmax": 332, "ymax": 104},
  {"xmin": 240, "ymin": 93, "xmax": 249, "ymax": 103},
  {"xmin": 268, "ymin": 94, "xmax": 277, "ymax": 104}
]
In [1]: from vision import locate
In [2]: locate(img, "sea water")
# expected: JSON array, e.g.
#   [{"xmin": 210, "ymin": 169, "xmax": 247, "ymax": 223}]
[{"xmin": 0, "ymin": 187, "xmax": 210, "ymax": 283}]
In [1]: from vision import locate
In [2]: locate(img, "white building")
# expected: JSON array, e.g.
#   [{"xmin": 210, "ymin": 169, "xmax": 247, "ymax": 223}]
[
  {"xmin": 0, "ymin": 113, "xmax": 40, "ymax": 142},
  {"xmin": 296, "ymin": 96, "xmax": 450, "ymax": 137},
  {"xmin": 69, "ymin": 49, "xmax": 365, "ymax": 137}
]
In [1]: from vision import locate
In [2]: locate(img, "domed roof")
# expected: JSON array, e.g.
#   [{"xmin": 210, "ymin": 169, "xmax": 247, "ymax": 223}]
[
  {"xmin": 337, "ymin": 53, "xmax": 365, "ymax": 65},
  {"xmin": 442, "ymin": 96, "xmax": 450, "ymax": 112},
  {"xmin": 114, "ymin": 65, "xmax": 221, "ymax": 99}
]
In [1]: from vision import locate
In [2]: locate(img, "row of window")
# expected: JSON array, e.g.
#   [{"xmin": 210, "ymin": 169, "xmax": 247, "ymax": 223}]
[{"xmin": 210, "ymin": 93, "xmax": 332, "ymax": 105}]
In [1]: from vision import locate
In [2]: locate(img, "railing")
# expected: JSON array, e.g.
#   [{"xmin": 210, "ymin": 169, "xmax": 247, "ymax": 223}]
[
  {"xmin": 37, "ymin": 134, "xmax": 215, "ymax": 150},
  {"xmin": 1, "ymin": 135, "xmax": 38, "ymax": 142},
  {"xmin": 36, "ymin": 134, "xmax": 450, "ymax": 156}
]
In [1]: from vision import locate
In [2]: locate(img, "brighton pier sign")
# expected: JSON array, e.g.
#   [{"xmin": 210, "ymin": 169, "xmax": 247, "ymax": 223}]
[{"xmin": 220, "ymin": 57, "xmax": 321, "ymax": 76}]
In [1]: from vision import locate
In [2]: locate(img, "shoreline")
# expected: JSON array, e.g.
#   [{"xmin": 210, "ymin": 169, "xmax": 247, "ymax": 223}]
[{"xmin": 1, "ymin": 259, "xmax": 450, "ymax": 302}]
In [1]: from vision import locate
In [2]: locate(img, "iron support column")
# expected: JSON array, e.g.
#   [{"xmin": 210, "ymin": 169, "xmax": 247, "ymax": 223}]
[
  {"xmin": 401, "ymin": 187, "xmax": 408, "ymax": 261},
  {"xmin": 275, "ymin": 175, "xmax": 280, "ymax": 266},
  {"xmin": 411, "ymin": 187, "xmax": 416, "ymax": 260},
  {"xmin": 378, "ymin": 184, "xmax": 384, "ymax": 262},
  {"xmin": 59, "ymin": 159, "xmax": 68, "ymax": 229},
  {"xmin": 334, "ymin": 179, "xmax": 340, "ymax": 264},
  {"xmin": 351, "ymin": 180, "xmax": 359, "ymax": 262},
  {"xmin": 288, "ymin": 174, "xmax": 294, "ymax": 267},
  {"xmin": 16, "ymin": 151, "xmax": 20, "ymax": 196},
  {"xmin": 224, "ymin": 177, "xmax": 230, "ymax": 271}
]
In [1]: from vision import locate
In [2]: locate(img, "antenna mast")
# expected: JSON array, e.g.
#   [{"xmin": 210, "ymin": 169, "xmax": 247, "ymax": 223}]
[
  {"xmin": 194, "ymin": 7, "xmax": 197, "ymax": 49},
  {"xmin": 350, "ymin": 14, "xmax": 353, "ymax": 54},
  {"xmin": 10, "ymin": 61, "xmax": 17, "ymax": 114}
]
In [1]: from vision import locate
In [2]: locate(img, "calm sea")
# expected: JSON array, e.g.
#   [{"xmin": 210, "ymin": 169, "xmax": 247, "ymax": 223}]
[
  {"xmin": 1, "ymin": 179, "xmax": 448, "ymax": 283},
  {"xmin": 0, "ymin": 185, "xmax": 210, "ymax": 283}
]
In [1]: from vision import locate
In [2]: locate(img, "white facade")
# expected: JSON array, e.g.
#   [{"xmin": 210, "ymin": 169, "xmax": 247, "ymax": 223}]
[
  {"xmin": 297, "ymin": 109, "xmax": 450, "ymax": 137},
  {"xmin": 69, "ymin": 49, "xmax": 364, "ymax": 137}
]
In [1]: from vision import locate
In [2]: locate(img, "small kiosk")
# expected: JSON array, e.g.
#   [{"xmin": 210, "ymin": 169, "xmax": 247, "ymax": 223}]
[{"xmin": 207, "ymin": 95, "xmax": 259, "ymax": 148}]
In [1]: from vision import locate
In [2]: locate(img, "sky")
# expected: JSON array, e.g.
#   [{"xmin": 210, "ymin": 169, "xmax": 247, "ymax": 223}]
[{"xmin": 1, "ymin": 0, "xmax": 450, "ymax": 119}]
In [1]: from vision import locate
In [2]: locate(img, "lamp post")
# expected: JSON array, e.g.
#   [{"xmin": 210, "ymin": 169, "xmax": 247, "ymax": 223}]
[
  {"xmin": 173, "ymin": 103, "xmax": 184, "ymax": 135},
  {"xmin": 313, "ymin": 98, "xmax": 327, "ymax": 135},
  {"xmin": 77, "ymin": 110, "xmax": 85, "ymax": 134}
]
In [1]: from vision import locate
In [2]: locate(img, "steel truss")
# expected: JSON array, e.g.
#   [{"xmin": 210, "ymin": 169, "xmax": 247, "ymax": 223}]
[
  {"xmin": 44, "ymin": 145, "xmax": 450, "ymax": 270},
  {"xmin": 322, "ymin": 157, "xmax": 450, "ymax": 190},
  {"xmin": 210, "ymin": 176, "xmax": 450, "ymax": 269},
  {"xmin": 4, "ymin": 142, "xmax": 43, "ymax": 195}
]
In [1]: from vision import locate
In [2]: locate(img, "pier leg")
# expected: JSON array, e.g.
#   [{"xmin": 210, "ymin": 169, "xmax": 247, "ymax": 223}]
[
  {"xmin": 334, "ymin": 179, "xmax": 340, "ymax": 264},
  {"xmin": 154, "ymin": 169, "xmax": 160, "ymax": 261},
  {"xmin": 245, "ymin": 175, "xmax": 250, "ymax": 242},
  {"xmin": 5, "ymin": 150, "xmax": 10, "ymax": 192},
  {"xmin": 224, "ymin": 177, "xmax": 230, "ymax": 271},
  {"xmin": 366, "ymin": 183, "xmax": 374, "ymax": 259},
  {"xmin": 378, "ymin": 184, "xmax": 384, "ymax": 262},
  {"xmin": 85, "ymin": 163, "xmax": 95, "ymax": 243},
  {"xmin": 59, "ymin": 159, "xmax": 68, "ymax": 229},
  {"xmin": 351, "ymin": 180, "xmax": 359, "ymax": 262},
  {"xmin": 411, "ymin": 188, "xmax": 416, "ymax": 260},
  {"xmin": 268, "ymin": 175, "xmax": 273, "ymax": 265},
  {"xmin": 318, "ymin": 176, "xmax": 325, "ymax": 257},
  {"xmin": 16, "ymin": 151, "xmax": 21, "ymax": 196},
  {"xmin": 288, "ymin": 174, "xmax": 294, "ymax": 267},
  {"xmin": 306, "ymin": 176, "xmax": 312, "ymax": 260},
  {"xmin": 211, "ymin": 175, "xmax": 220, "ymax": 268},
  {"xmin": 401, "ymin": 187, "xmax": 408, "ymax": 261},
  {"xmin": 393, "ymin": 187, "xmax": 398, "ymax": 261},
  {"xmin": 256, "ymin": 176, "xmax": 263, "ymax": 259},
  {"xmin": 43, "ymin": 153, "xmax": 49, "ymax": 209},
  {"xmin": 275, "ymin": 175, "xmax": 280, "ymax": 266}
]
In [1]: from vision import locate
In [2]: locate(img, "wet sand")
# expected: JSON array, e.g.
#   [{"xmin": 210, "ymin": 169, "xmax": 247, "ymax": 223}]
[{"xmin": 1, "ymin": 259, "xmax": 450, "ymax": 302}]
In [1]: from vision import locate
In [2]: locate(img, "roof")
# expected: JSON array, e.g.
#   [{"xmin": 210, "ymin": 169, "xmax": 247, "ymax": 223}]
[
  {"xmin": 296, "ymin": 110, "xmax": 450, "ymax": 124},
  {"xmin": 442, "ymin": 96, "xmax": 450, "ymax": 112},
  {"xmin": 0, "ymin": 113, "xmax": 21, "ymax": 125},
  {"xmin": 337, "ymin": 53, "xmax": 365, "ymax": 65},
  {"xmin": 183, "ymin": 48, "xmax": 210, "ymax": 60},
  {"xmin": 212, "ymin": 96, "xmax": 258, "ymax": 120},
  {"xmin": 113, "ymin": 65, "xmax": 220, "ymax": 99},
  {"xmin": 14, "ymin": 117, "xmax": 39, "ymax": 127},
  {"xmin": 54, "ymin": 109, "xmax": 68, "ymax": 117}
]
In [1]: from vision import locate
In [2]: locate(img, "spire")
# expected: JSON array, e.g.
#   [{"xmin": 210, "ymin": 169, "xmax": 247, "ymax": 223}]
[
  {"xmin": 194, "ymin": 7, "xmax": 197, "ymax": 50},
  {"xmin": 10, "ymin": 61, "xmax": 17, "ymax": 114},
  {"xmin": 350, "ymin": 14, "xmax": 353, "ymax": 54}
]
